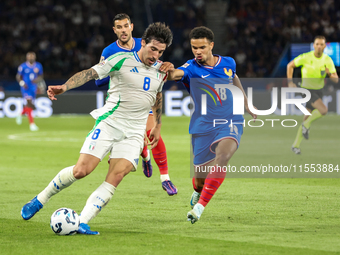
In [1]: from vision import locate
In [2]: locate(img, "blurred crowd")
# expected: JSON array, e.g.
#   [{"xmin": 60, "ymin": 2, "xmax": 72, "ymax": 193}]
[
  {"xmin": 224, "ymin": 0, "xmax": 340, "ymax": 77},
  {"xmin": 0, "ymin": 0, "xmax": 339, "ymax": 81},
  {"xmin": 0, "ymin": 0, "xmax": 205, "ymax": 80}
]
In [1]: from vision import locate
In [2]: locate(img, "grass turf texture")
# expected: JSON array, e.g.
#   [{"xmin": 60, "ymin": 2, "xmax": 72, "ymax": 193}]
[{"xmin": 0, "ymin": 115, "xmax": 339, "ymax": 254}]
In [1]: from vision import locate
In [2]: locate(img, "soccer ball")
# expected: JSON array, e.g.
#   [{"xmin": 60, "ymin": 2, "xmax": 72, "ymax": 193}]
[{"xmin": 50, "ymin": 208, "xmax": 80, "ymax": 235}]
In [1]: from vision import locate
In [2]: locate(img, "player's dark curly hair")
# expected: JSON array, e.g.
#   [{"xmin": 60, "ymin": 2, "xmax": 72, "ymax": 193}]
[
  {"xmin": 142, "ymin": 22, "xmax": 173, "ymax": 47},
  {"xmin": 113, "ymin": 13, "xmax": 131, "ymax": 25},
  {"xmin": 189, "ymin": 26, "xmax": 214, "ymax": 42}
]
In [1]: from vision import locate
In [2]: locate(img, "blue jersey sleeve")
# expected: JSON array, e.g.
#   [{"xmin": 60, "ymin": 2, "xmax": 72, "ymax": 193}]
[
  {"xmin": 230, "ymin": 57, "xmax": 236, "ymax": 74},
  {"xmin": 38, "ymin": 63, "xmax": 43, "ymax": 75},
  {"xmin": 95, "ymin": 76, "xmax": 110, "ymax": 87},
  {"xmin": 102, "ymin": 47, "xmax": 113, "ymax": 60},
  {"xmin": 95, "ymin": 48, "xmax": 111, "ymax": 87},
  {"xmin": 177, "ymin": 61, "xmax": 193, "ymax": 92},
  {"xmin": 17, "ymin": 63, "xmax": 24, "ymax": 76}
]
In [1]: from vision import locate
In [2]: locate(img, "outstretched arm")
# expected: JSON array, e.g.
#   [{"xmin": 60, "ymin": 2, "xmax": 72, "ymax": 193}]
[
  {"xmin": 233, "ymin": 74, "xmax": 257, "ymax": 120},
  {"xmin": 167, "ymin": 69, "xmax": 185, "ymax": 81},
  {"xmin": 149, "ymin": 92, "xmax": 163, "ymax": 149},
  {"xmin": 47, "ymin": 68, "xmax": 99, "ymax": 100}
]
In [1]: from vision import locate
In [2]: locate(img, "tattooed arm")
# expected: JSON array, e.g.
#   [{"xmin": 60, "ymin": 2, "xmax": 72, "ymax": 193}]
[
  {"xmin": 149, "ymin": 92, "xmax": 163, "ymax": 149},
  {"xmin": 152, "ymin": 92, "xmax": 162, "ymax": 125},
  {"xmin": 47, "ymin": 68, "xmax": 99, "ymax": 100}
]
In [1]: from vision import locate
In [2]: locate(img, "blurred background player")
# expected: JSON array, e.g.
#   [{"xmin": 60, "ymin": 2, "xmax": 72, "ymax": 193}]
[
  {"xmin": 168, "ymin": 26, "xmax": 256, "ymax": 223},
  {"xmin": 16, "ymin": 52, "xmax": 44, "ymax": 131},
  {"xmin": 287, "ymin": 36, "xmax": 339, "ymax": 154},
  {"xmin": 96, "ymin": 13, "xmax": 177, "ymax": 195}
]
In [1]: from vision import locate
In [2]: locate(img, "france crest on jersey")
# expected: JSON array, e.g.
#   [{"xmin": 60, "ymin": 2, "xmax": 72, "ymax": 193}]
[{"xmin": 178, "ymin": 55, "xmax": 244, "ymax": 135}]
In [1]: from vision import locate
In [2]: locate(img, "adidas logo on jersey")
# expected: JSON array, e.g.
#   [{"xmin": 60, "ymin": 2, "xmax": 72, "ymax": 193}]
[{"xmin": 130, "ymin": 67, "xmax": 139, "ymax": 73}]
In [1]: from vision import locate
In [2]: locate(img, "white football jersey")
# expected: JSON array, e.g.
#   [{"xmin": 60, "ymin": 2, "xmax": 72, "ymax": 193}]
[{"xmin": 91, "ymin": 51, "xmax": 166, "ymax": 127}]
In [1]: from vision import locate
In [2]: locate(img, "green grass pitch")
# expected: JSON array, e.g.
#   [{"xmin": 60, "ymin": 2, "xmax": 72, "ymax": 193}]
[{"xmin": 0, "ymin": 114, "xmax": 339, "ymax": 254}]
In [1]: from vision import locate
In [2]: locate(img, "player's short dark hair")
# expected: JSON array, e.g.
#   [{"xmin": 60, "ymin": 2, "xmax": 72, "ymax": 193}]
[
  {"xmin": 189, "ymin": 26, "xmax": 214, "ymax": 42},
  {"xmin": 142, "ymin": 22, "xmax": 173, "ymax": 47},
  {"xmin": 113, "ymin": 13, "xmax": 131, "ymax": 26},
  {"xmin": 314, "ymin": 35, "xmax": 326, "ymax": 42}
]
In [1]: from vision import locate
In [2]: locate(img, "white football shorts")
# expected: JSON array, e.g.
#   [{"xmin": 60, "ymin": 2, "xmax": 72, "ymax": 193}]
[{"xmin": 80, "ymin": 119, "xmax": 144, "ymax": 170}]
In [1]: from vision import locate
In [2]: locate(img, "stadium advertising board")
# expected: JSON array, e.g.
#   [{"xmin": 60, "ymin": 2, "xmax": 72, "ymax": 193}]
[{"xmin": 1, "ymin": 89, "xmax": 340, "ymax": 117}]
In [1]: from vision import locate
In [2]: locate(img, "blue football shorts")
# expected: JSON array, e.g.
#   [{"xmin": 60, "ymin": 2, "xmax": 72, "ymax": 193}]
[
  {"xmin": 21, "ymin": 87, "xmax": 37, "ymax": 100},
  {"xmin": 191, "ymin": 123, "xmax": 243, "ymax": 166}
]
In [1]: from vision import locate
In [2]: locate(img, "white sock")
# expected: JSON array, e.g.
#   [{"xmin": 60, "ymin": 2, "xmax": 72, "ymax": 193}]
[
  {"xmin": 160, "ymin": 174, "xmax": 170, "ymax": 182},
  {"xmin": 142, "ymin": 149, "xmax": 150, "ymax": 162},
  {"xmin": 37, "ymin": 166, "xmax": 76, "ymax": 205},
  {"xmin": 79, "ymin": 181, "xmax": 116, "ymax": 224}
]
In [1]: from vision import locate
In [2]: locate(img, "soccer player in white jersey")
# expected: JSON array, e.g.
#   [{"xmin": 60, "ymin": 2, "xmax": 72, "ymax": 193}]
[
  {"xmin": 97, "ymin": 13, "xmax": 177, "ymax": 195},
  {"xmin": 21, "ymin": 22, "xmax": 173, "ymax": 235}
]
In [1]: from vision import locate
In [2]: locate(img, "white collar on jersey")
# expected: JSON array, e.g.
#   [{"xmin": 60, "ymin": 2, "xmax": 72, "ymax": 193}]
[
  {"xmin": 194, "ymin": 55, "xmax": 221, "ymax": 69},
  {"xmin": 116, "ymin": 38, "xmax": 136, "ymax": 51},
  {"xmin": 133, "ymin": 51, "xmax": 142, "ymax": 63},
  {"xmin": 25, "ymin": 61, "xmax": 36, "ymax": 68}
]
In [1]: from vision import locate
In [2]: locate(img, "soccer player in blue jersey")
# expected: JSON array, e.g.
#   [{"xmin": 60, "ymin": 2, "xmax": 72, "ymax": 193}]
[
  {"xmin": 16, "ymin": 52, "xmax": 44, "ymax": 131},
  {"xmin": 168, "ymin": 26, "xmax": 256, "ymax": 223},
  {"xmin": 97, "ymin": 13, "xmax": 177, "ymax": 195}
]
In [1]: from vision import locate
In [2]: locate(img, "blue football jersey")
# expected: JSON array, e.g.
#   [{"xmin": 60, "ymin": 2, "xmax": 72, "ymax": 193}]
[
  {"xmin": 178, "ymin": 55, "xmax": 244, "ymax": 134},
  {"xmin": 17, "ymin": 61, "xmax": 43, "ymax": 89},
  {"xmin": 95, "ymin": 38, "xmax": 142, "ymax": 87}
]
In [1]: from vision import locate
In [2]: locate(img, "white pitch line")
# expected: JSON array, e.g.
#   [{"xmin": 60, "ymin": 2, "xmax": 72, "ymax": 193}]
[{"xmin": 7, "ymin": 132, "xmax": 84, "ymax": 142}]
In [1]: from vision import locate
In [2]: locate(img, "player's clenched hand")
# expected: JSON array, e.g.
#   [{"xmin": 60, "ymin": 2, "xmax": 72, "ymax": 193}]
[
  {"xmin": 148, "ymin": 127, "xmax": 161, "ymax": 150},
  {"xmin": 159, "ymin": 62, "xmax": 174, "ymax": 73},
  {"xmin": 47, "ymin": 85, "xmax": 67, "ymax": 100}
]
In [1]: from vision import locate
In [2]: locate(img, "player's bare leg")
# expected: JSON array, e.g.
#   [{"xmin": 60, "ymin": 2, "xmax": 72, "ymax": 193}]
[
  {"xmin": 188, "ymin": 139, "xmax": 237, "ymax": 224},
  {"xmin": 292, "ymin": 112, "xmax": 309, "ymax": 154},
  {"xmin": 303, "ymin": 99, "xmax": 327, "ymax": 138},
  {"xmin": 77, "ymin": 158, "xmax": 133, "ymax": 235},
  {"xmin": 143, "ymin": 113, "xmax": 177, "ymax": 195},
  {"xmin": 21, "ymin": 154, "xmax": 100, "ymax": 220},
  {"xmin": 292, "ymin": 99, "xmax": 326, "ymax": 154}
]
